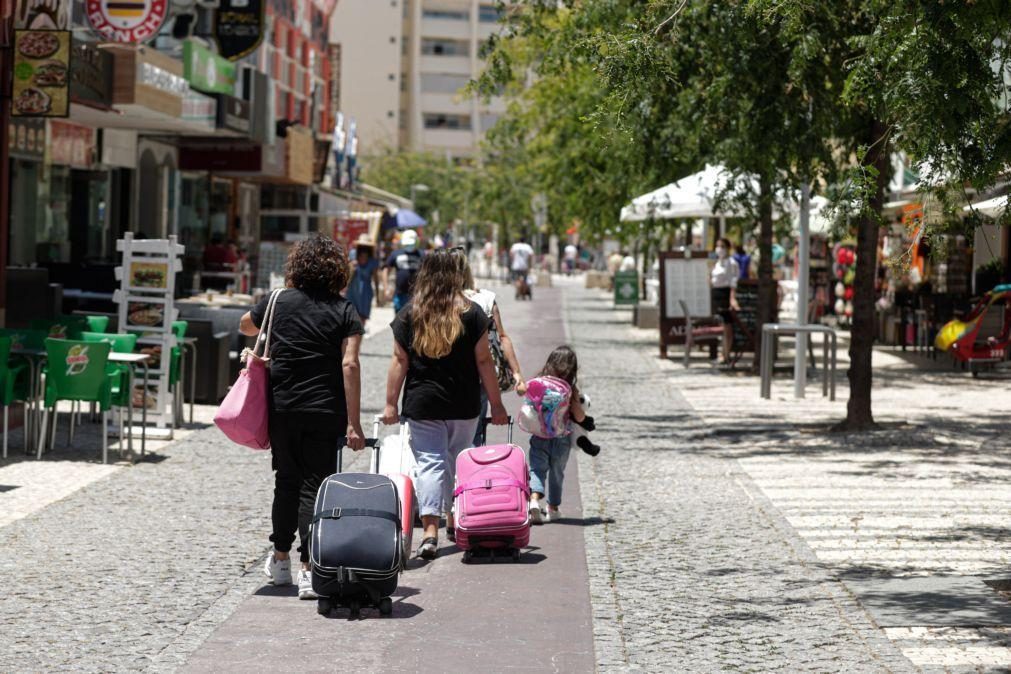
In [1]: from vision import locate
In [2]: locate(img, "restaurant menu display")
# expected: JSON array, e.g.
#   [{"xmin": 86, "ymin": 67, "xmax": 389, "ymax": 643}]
[
  {"xmin": 12, "ymin": 30, "xmax": 71, "ymax": 117},
  {"xmin": 114, "ymin": 234, "xmax": 184, "ymax": 431},
  {"xmin": 658, "ymin": 250, "xmax": 713, "ymax": 358}
]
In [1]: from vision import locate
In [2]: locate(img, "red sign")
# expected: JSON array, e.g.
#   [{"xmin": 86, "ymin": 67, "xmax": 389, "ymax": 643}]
[
  {"xmin": 86, "ymin": 0, "xmax": 167, "ymax": 43},
  {"xmin": 49, "ymin": 120, "xmax": 95, "ymax": 167},
  {"xmin": 333, "ymin": 218, "xmax": 369, "ymax": 249}
]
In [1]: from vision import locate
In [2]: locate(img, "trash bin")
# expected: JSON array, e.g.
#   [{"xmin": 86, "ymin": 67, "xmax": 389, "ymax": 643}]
[{"xmin": 613, "ymin": 271, "xmax": 639, "ymax": 306}]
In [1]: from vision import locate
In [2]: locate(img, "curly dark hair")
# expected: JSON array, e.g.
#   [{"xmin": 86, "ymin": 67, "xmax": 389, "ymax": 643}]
[{"xmin": 284, "ymin": 234, "xmax": 350, "ymax": 297}]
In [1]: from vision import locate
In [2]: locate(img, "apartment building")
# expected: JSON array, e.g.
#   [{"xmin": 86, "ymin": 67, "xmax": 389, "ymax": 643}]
[
  {"xmin": 402, "ymin": 0, "xmax": 507, "ymax": 158},
  {"xmin": 329, "ymin": 0, "xmax": 404, "ymax": 151},
  {"xmin": 330, "ymin": 0, "xmax": 507, "ymax": 159}
]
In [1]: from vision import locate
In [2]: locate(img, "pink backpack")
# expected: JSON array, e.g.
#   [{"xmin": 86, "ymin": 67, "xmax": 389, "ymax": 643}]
[
  {"xmin": 518, "ymin": 376, "xmax": 572, "ymax": 439},
  {"xmin": 454, "ymin": 442, "xmax": 530, "ymax": 557},
  {"xmin": 214, "ymin": 289, "xmax": 282, "ymax": 449}
]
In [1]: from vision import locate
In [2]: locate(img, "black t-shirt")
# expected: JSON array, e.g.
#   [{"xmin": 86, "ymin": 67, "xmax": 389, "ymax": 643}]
[
  {"xmin": 251, "ymin": 288, "xmax": 364, "ymax": 416},
  {"xmin": 390, "ymin": 301, "xmax": 490, "ymax": 421},
  {"xmin": 384, "ymin": 249, "xmax": 422, "ymax": 296}
]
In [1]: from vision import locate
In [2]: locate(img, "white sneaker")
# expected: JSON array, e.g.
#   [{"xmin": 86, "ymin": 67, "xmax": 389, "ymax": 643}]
[
  {"xmin": 545, "ymin": 509, "xmax": 561, "ymax": 522},
  {"xmin": 529, "ymin": 500, "xmax": 544, "ymax": 525},
  {"xmin": 263, "ymin": 552, "xmax": 292, "ymax": 586},
  {"xmin": 297, "ymin": 569, "xmax": 318, "ymax": 600}
]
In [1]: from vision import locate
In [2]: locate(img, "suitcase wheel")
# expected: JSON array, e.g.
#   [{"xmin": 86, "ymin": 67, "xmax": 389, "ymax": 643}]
[
  {"xmin": 379, "ymin": 597, "xmax": 393, "ymax": 616},
  {"xmin": 317, "ymin": 597, "xmax": 332, "ymax": 616},
  {"xmin": 348, "ymin": 600, "xmax": 361, "ymax": 620},
  {"xmin": 512, "ymin": 549, "xmax": 521, "ymax": 562},
  {"xmin": 462, "ymin": 550, "xmax": 473, "ymax": 564}
]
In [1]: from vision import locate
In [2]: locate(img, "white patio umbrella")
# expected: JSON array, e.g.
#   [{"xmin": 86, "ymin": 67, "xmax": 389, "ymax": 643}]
[
  {"xmin": 619, "ymin": 164, "xmax": 753, "ymax": 222},
  {"xmin": 963, "ymin": 195, "xmax": 1008, "ymax": 219}
]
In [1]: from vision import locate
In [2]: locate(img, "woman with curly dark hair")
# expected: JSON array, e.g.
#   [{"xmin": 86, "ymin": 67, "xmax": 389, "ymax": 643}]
[{"xmin": 239, "ymin": 234, "xmax": 366, "ymax": 599}]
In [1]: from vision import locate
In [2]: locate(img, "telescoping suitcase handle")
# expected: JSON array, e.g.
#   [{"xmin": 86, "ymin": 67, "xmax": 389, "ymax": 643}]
[
  {"xmin": 335, "ymin": 435, "xmax": 381, "ymax": 474},
  {"xmin": 481, "ymin": 416, "xmax": 513, "ymax": 444}
]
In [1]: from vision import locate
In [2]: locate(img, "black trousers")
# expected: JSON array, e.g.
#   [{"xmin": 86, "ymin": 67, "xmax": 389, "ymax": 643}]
[{"xmin": 268, "ymin": 411, "xmax": 345, "ymax": 563}]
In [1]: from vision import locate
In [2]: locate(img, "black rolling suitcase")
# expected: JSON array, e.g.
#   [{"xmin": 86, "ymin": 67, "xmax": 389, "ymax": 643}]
[{"xmin": 310, "ymin": 438, "xmax": 403, "ymax": 619}]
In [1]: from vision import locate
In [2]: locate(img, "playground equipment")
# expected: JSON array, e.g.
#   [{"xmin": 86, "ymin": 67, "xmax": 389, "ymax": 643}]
[{"xmin": 935, "ymin": 284, "xmax": 1011, "ymax": 374}]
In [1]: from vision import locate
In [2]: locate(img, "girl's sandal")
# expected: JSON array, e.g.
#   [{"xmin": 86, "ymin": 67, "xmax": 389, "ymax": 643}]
[{"xmin": 418, "ymin": 537, "xmax": 438, "ymax": 560}]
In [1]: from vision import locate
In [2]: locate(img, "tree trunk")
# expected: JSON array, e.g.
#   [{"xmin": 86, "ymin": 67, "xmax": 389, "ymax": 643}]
[
  {"xmin": 752, "ymin": 175, "xmax": 776, "ymax": 370},
  {"xmin": 839, "ymin": 119, "xmax": 890, "ymax": 431}
]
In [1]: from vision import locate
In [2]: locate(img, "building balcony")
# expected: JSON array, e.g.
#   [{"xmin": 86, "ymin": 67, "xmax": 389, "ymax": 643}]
[
  {"xmin": 420, "ymin": 17, "xmax": 472, "ymax": 40},
  {"xmin": 419, "ymin": 55, "xmax": 471, "ymax": 75},
  {"xmin": 421, "ymin": 128, "xmax": 476, "ymax": 150},
  {"xmin": 420, "ymin": 92, "xmax": 471, "ymax": 112}
]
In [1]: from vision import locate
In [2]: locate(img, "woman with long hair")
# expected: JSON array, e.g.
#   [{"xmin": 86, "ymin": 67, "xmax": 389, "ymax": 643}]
[
  {"xmin": 239, "ymin": 235, "xmax": 366, "ymax": 599},
  {"xmin": 382, "ymin": 249, "xmax": 509, "ymax": 560},
  {"xmin": 450, "ymin": 247, "xmax": 526, "ymax": 445}
]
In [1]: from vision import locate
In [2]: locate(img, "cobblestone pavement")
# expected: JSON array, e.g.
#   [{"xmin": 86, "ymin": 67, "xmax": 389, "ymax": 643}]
[
  {"xmin": 564, "ymin": 280, "xmax": 915, "ymax": 672},
  {"xmin": 0, "ymin": 326, "xmax": 387, "ymax": 672},
  {"xmin": 572, "ymin": 278, "xmax": 1011, "ymax": 672}
]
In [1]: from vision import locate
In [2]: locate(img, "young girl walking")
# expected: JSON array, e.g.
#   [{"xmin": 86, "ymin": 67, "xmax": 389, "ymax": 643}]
[{"xmin": 526, "ymin": 345, "xmax": 596, "ymax": 524}]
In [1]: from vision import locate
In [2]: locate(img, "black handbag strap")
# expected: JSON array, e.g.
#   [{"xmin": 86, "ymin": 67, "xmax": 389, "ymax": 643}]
[{"xmin": 311, "ymin": 507, "xmax": 400, "ymax": 527}]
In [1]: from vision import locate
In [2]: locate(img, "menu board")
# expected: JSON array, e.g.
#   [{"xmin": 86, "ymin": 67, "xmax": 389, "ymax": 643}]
[
  {"xmin": 663, "ymin": 257, "xmax": 711, "ymax": 318},
  {"xmin": 657, "ymin": 250, "xmax": 713, "ymax": 358},
  {"xmin": 129, "ymin": 261, "xmax": 169, "ymax": 290},
  {"xmin": 12, "ymin": 30, "xmax": 71, "ymax": 117},
  {"xmin": 731, "ymin": 280, "xmax": 760, "ymax": 352}
]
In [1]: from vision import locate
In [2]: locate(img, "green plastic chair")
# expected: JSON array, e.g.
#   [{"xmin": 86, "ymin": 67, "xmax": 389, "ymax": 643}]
[
  {"xmin": 82, "ymin": 315, "xmax": 110, "ymax": 333},
  {"xmin": 82, "ymin": 332, "xmax": 138, "ymax": 409},
  {"xmin": 32, "ymin": 316, "xmax": 90, "ymax": 341},
  {"xmin": 37, "ymin": 339, "xmax": 114, "ymax": 463},
  {"xmin": 0, "ymin": 336, "xmax": 29, "ymax": 459},
  {"xmin": 0, "ymin": 328, "xmax": 47, "ymax": 353}
]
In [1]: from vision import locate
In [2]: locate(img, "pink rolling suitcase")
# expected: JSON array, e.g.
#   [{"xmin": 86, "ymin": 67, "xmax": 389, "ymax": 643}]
[{"xmin": 453, "ymin": 420, "xmax": 530, "ymax": 562}]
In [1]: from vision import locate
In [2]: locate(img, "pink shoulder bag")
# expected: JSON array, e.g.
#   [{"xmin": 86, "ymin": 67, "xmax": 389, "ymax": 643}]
[{"xmin": 213, "ymin": 288, "xmax": 282, "ymax": 449}]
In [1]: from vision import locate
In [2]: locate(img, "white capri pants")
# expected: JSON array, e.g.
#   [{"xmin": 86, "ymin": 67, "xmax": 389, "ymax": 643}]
[{"xmin": 406, "ymin": 417, "xmax": 480, "ymax": 517}]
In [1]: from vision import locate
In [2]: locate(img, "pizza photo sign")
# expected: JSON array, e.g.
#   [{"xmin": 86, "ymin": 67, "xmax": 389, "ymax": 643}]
[
  {"xmin": 86, "ymin": 0, "xmax": 168, "ymax": 43},
  {"xmin": 12, "ymin": 30, "xmax": 71, "ymax": 118}
]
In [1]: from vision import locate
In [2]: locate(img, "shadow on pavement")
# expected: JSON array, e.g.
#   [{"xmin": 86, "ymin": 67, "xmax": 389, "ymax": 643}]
[{"xmin": 551, "ymin": 516, "xmax": 615, "ymax": 527}]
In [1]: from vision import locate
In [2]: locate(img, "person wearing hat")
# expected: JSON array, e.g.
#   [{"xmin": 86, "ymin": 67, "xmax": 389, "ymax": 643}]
[
  {"xmin": 384, "ymin": 229, "xmax": 423, "ymax": 313},
  {"xmin": 348, "ymin": 233, "xmax": 382, "ymax": 326}
]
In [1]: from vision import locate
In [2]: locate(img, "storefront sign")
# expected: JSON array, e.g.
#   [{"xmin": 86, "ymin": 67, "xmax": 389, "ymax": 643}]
[
  {"xmin": 8, "ymin": 118, "xmax": 45, "ymax": 160},
  {"xmin": 243, "ymin": 69, "xmax": 273, "ymax": 144},
  {"xmin": 70, "ymin": 40, "xmax": 113, "ymax": 108},
  {"xmin": 49, "ymin": 120, "xmax": 96, "ymax": 168},
  {"xmin": 183, "ymin": 39, "xmax": 237, "ymax": 95},
  {"xmin": 215, "ymin": 94, "xmax": 251, "ymax": 135},
  {"xmin": 15, "ymin": 0, "xmax": 71, "ymax": 29},
  {"xmin": 182, "ymin": 91, "xmax": 216, "ymax": 129},
  {"xmin": 12, "ymin": 30, "xmax": 71, "ymax": 117},
  {"xmin": 85, "ymin": 0, "xmax": 167, "ymax": 43},
  {"xmin": 179, "ymin": 142, "xmax": 262, "ymax": 172},
  {"xmin": 286, "ymin": 127, "xmax": 314, "ymax": 185},
  {"xmin": 333, "ymin": 218, "xmax": 369, "ymax": 249},
  {"xmin": 213, "ymin": 0, "xmax": 265, "ymax": 61},
  {"xmin": 312, "ymin": 139, "xmax": 330, "ymax": 183}
]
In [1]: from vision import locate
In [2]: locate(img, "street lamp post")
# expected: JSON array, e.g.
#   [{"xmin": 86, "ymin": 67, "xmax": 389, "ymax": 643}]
[{"xmin": 409, "ymin": 183, "xmax": 429, "ymax": 209}]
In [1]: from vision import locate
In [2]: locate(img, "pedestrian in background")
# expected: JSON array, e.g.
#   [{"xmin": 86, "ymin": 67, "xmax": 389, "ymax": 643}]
[
  {"xmin": 238, "ymin": 235, "xmax": 365, "ymax": 600},
  {"xmin": 526, "ymin": 345, "xmax": 594, "ymax": 524},
  {"xmin": 382, "ymin": 249, "xmax": 508, "ymax": 560},
  {"xmin": 711, "ymin": 237, "xmax": 740, "ymax": 366},
  {"xmin": 563, "ymin": 243, "xmax": 578, "ymax": 276},
  {"xmin": 347, "ymin": 234, "xmax": 381, "ymax": 327},
  {"xmin": 384, "ymin": 229, "xmax": 423, "ymax": 313},
  {"xmin": 450, "ymin": 247, "xmax": 527, "ymax": 446}
]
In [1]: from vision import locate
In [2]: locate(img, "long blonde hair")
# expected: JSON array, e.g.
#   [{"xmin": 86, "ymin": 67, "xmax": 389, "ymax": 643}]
[{"xmin": 411, "ymin": 250, "xmax": 467, "ymax": 358}]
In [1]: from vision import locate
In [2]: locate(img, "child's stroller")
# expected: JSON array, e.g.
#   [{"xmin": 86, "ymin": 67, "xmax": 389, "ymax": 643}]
[{"xmin": 515, "ymin": 273, "xmax": 533, "ymax": 301}]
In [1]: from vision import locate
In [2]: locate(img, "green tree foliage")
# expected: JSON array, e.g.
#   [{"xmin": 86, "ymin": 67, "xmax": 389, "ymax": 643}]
[{"xmin": 359, "ymin": 150, "xmax": 477, "ymax": 227}]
